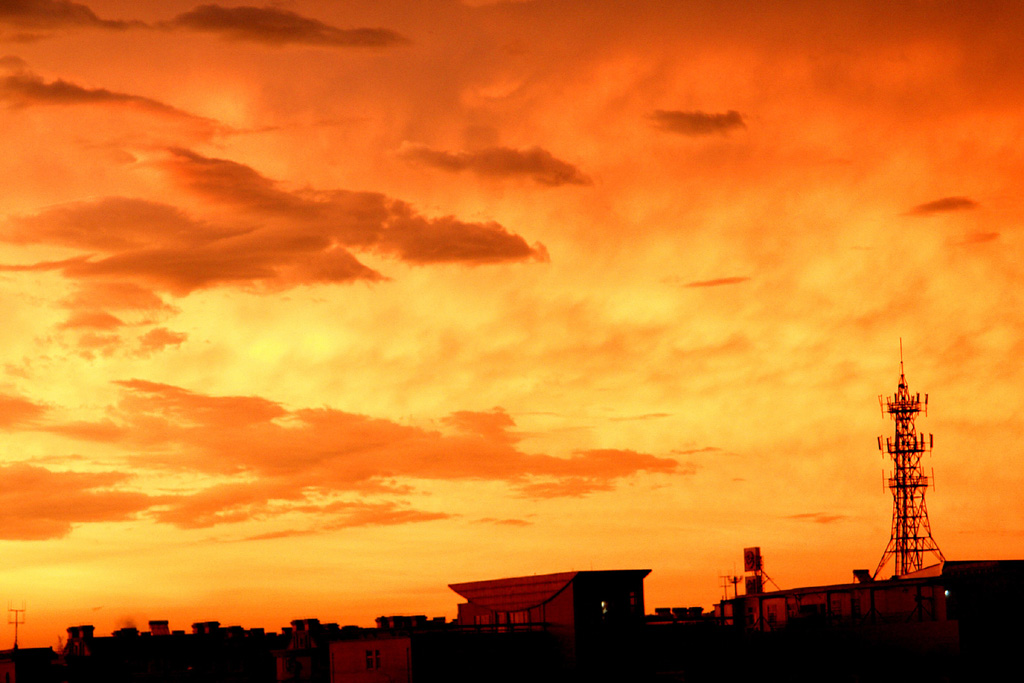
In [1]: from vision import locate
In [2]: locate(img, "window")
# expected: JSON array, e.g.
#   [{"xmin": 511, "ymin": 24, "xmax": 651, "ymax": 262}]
[{"xmin": 364, "ymin": 649, "xmax": 382, "ymax": 670}]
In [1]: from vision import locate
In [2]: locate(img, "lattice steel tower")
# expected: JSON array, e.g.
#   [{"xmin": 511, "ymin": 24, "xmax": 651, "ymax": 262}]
[{"xmin": 874, "ymin": 351, "xmax": 944, "ymax": 579}]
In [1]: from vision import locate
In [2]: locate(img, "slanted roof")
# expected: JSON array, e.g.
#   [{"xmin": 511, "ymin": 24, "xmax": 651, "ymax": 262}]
[{"xmin": 449, "ymin": 570, "xmax": 650, "ymax": 613}]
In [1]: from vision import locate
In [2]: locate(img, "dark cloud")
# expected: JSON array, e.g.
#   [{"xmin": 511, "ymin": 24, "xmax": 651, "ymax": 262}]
[
  {"xmin": 0, "ymin": 150, "xmax": 544, "ymax": 300},
  {"xmin": 161, "ymin": 148, "xmax": 546, "ymax": 267},
  {"xmin": 164, "ymin": 4, "xmax": 408, "ymax": 47},
  {"xmin": 40, "ymin": 381, "xmax": 680, "ymax": 528},
  {"xmin": 907, "ymin": 196, "xmax": 979, "ymax": 216},
  {"xmin": 651, "ymin": 109, "xmax": 746, "ymax": 136},
  {"xmin": 399, "ymin": 143, "xmax": 591, "ymax": 186},
  {"xmin": 0, "ymin": 463, "xmax": 151, "ymax": 540},
  {"xmin": 0, "ymin": 196, "xmax": 383, "ymax": 294},
  {"xmin": 684, "ymin": 276, "xmax": 750, "ymax": 288},
  {"xmin": 0, "ymin": 70, "xmax": 214, "ymax": 126},
  {"xmin": 786, "ymin": 512, "xmax": 847, "ymax": 524},
  {"xmin": 0, "ymin": 55, "xmax": 29, "ymax": 69},
  {"xmin": 0, "ymin": 0, "xmax": 137, "ymax": 30}
]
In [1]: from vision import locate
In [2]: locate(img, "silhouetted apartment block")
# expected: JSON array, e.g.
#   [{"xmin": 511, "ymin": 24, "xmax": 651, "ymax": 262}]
[
  {"xmin": 59, "ymin": 620, "xmax": 285, "ymax": 683},
  {"xmin": 328, "ymin": 614, "xmax": 553, "ymax": 683},
  {"xmin": 449, "ymin": 569, "xmax": 651, "ymax": 680},
  {"xmin": 0, "ymin": 647, "xmax": 57, "ymax": 683},
  {"xmin": 274, "ymin": 618, "xmax": 350, "ymax": 683},
  {"xmin": 706, "ymin": 560, "xmax": 1024, "ymax": 682}
]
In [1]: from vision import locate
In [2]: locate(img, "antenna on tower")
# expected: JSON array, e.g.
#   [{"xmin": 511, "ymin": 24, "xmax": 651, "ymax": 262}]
[
  {"xmin": 873, "ymin": 348, "xmax": 944, "ymax": 579},
  {"xmin": 8, "ymin": 601, "xmax": 25, "ymax": 649},
  {"xmin": 719, "ymin": 572, "xmax": 741, "ymax": 601}
]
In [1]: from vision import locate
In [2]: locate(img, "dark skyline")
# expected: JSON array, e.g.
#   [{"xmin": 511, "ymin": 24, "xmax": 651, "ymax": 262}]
[{"xmin": 1, "ymin": 0, "xmax": 1023, "ymax": 647}]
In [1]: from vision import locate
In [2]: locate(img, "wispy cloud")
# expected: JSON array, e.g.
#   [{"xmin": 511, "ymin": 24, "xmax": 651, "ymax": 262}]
[
  {"xmin": 163, "ymin": 5, "xmax": 408, "ymax": 47},
  {"xmin": 0, "ymin": 0, "xmax": 138, "ymax": 30},
  {"xmin": 399, "ymin": 143, "xmax": 591, "ymax": 186},
  {"xmin": 786, "ymin": 512, "xmax": 847, "ymax": 524},
  {"xmin": 684, "ymin": 276, "xmax": 750, "ymax": 288},
  {"xmin": 955, "ymin": 231, "xmax": 999, "ymax": 245},
  {"xmin": 651, "ymin": 109, "xmax": 746, "ymax": 136},
  {"xmin": 906, "ymin": 196, "xmax": 979, "ymax": 216}
]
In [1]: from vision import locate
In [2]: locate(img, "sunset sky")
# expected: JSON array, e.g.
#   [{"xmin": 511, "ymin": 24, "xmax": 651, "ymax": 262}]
[{"xmin": 2, "ymin": 0, "xmax": 1024, "ymax": 647}]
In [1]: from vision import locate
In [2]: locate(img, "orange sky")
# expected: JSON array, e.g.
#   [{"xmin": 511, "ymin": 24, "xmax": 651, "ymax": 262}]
[{"xmin": 2, "ymin": 0, "xmax": 1024, "ymax": 648}]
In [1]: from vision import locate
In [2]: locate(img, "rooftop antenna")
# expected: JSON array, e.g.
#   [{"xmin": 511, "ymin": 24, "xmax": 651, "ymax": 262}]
[
  {"xmin": 873, "ymin": 344, "xmax": 944, "ymax": 578},
  {"xmin": 719, "ymin": 572, "xmax": 741, "ymax": 601},
  {"xmin": 8, "ymin": 602, "xmax": 25, "ymax": 649}
]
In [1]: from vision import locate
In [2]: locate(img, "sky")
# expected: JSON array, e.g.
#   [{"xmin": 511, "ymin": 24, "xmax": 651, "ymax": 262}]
[{"xmin": 1, "ymin": 0, "xmax": 1024, "ymax": 647}]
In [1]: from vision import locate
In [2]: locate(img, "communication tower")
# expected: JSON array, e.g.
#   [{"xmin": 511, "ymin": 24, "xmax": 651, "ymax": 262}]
[{"xmin": 873, "ymin": 349, "xmax": 944, "ymax": 578}]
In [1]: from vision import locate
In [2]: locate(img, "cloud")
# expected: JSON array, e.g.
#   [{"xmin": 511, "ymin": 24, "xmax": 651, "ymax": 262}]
[
  {"xmin": 671, "ymin": 446, "xmax": 723, "ymax": 456},
  {"xmin": 398, "ymin": 143, "xmax": 591, "ymax": 186},
  {"xmin": 0, "ymin": 0, "xmax": 137, "ymax": 30},
  {"xmin": 906, "ymin": 196, "xmax": 979, "ymax": 216},
  {"xmin": 651, "ymin": 109, "xmax": 746, "ymax": 136},
  {"xmin": 0, "ymin": 393, "xmax": 47, "ymax": 427},
  {"xmin": 136, "ymin": 328, "xmax": 187, "ymax": 356},
  {"xmin": 609, "ymin": 412, "xmax": 671, "ymax": 422},
  {"xmin": 164, "ymin": 5, "xmax": 408, "ymax": 47},
  {"xmin": 0, "ymin": 56, "xmax": 29, "ymax": 69},
  {"xmin": 955, "ymin": 231, "xmax": 999, "ymax": 245},
  {"xmin": 0, "ymin": 463, "xmax": 152, "ymax": 540},
  {"xmin": 0, "ymin": 195, "xmax": 384, "ymax": 294},
  {"xmin": 39, "ymin": 382, "xmax": 681, "ymax": 528},
  {"xmin": 684, "ymin": 276, "xmax": 750, "ymax": 288},
  {"xmin": 477, "ymin": 517, "xmax": 531, "ymax": 526},
  {"xmin": 242, "ymin": 503, "xmax": 447, "ymax": 540},
  {"xmin": 516, "ymin": 478, "xmax": 615, "ymax": 498},
  {"xmin": 1, "ymin": 148, "xmax": 543, "ymax": 326},
  {"xmin": 62, "ymin": 282, "xmax": 175, "ymax": 313},
  {"xmin": 786, "ymin": 512, "xmax": 847, "ymax": 524},
  {"xmin": 58, "ymin": 311, "xmax": 124, "ymax": 330},
  {"xmin": 160, "ymin": 148, "xmax": 547, "ymax": 267},
  {"xmin": 0, "ymin": 69, "xmax": 214, "ymax": 126}
]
